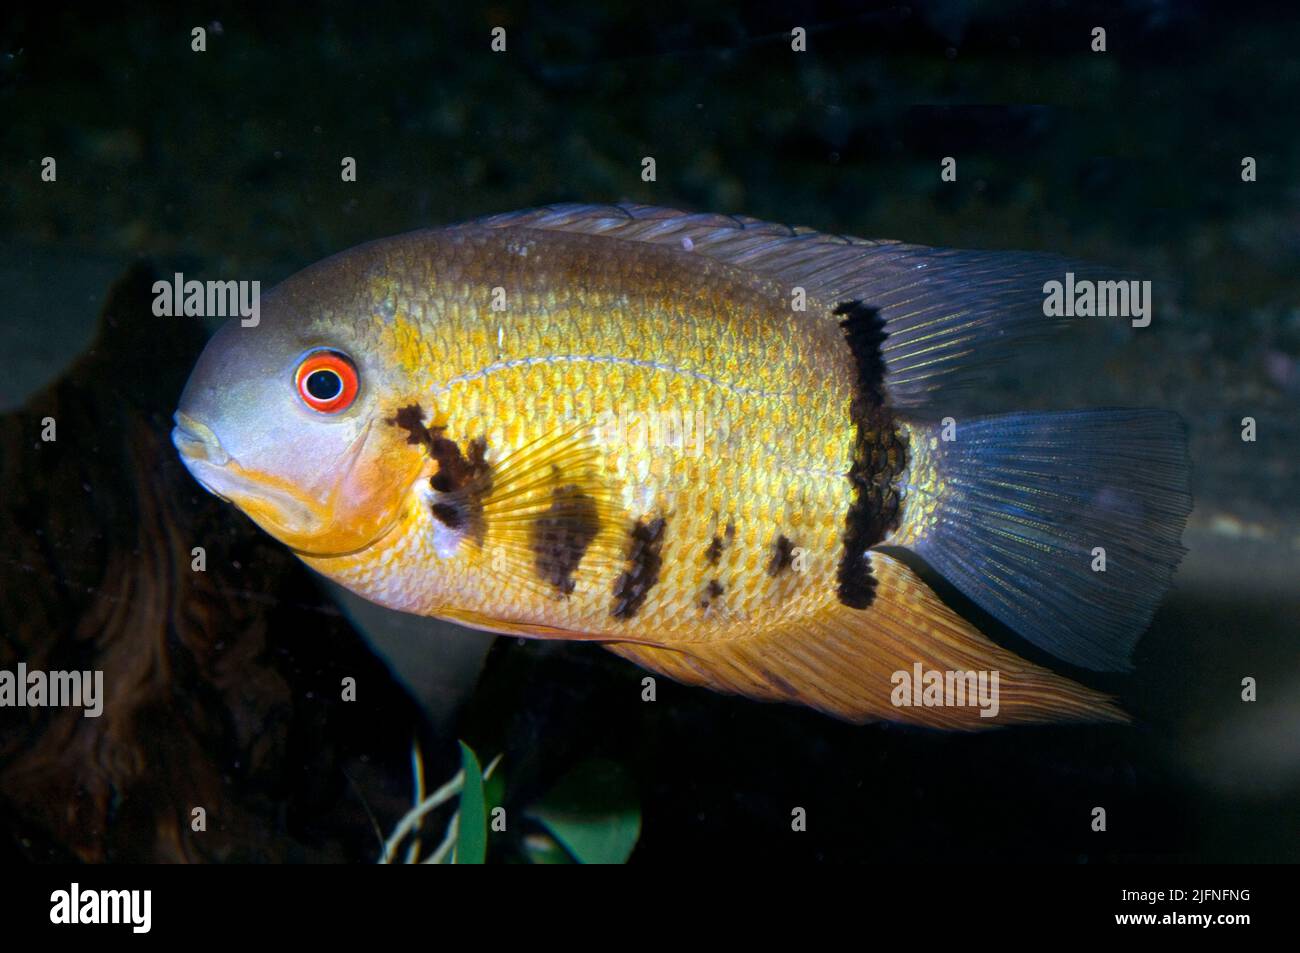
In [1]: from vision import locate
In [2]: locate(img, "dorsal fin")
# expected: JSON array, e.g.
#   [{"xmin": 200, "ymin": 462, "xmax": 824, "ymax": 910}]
[{"xmin": 465, "ymin": 203, "xmax": 1101, "ymax": 409}]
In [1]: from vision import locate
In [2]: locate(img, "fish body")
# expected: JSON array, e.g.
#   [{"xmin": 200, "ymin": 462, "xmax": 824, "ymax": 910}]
[
  {"xmin": 297, "ymin": 226, "xmax": 859, "ymax": 635},
  {"xmin": 175, "ymin": 205, "xmax": 1191, "ymax": 728}
]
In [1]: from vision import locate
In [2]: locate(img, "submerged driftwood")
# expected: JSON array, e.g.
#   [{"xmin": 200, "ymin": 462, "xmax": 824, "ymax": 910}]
[{"xmin": 0, "ymin": 264, "xmax": 428, "ymax": 862}]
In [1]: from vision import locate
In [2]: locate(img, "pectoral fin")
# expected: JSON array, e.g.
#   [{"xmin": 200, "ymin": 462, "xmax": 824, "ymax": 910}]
[{"xmin": 412, "ymin": 417, "xmax": 630, "ymax": 600}]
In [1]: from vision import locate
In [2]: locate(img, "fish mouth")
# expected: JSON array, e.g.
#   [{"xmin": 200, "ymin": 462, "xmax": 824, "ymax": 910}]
[
  {"xmin": 172, "ymin": 411, "xmax": 234, "ymax": 502},
  {"xmin": 171, "ymin": 411, "xmax": 401, "ymax": 559},
  {"xmin": 171, "ymin": 410, "xmax": 326, "ymax": 536},
  {"xmin": 172, "ymin": 411, "xmax": 231, "ymax": 468}
]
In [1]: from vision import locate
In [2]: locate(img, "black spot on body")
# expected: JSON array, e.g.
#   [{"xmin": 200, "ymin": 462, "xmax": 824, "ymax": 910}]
[
  {"xmin": 428, "ymin": 435, "xmax": 489, "ymax": 494},
  {"xmin": 698, "ymin": 579, "xmax": 725, "ymax": 609},
  {"xmin": 387, "ymin": 403, "xmax": 490, "ymax": 493},
  {"xmin": 704, "ymin": 520, "xmax": 735, "ymax": 566},
  {"xmin": 430, "ymin": 502, "xmax": 464, "ymax": 530},
  {"xmin": 388, "ymin": 403, "xmax": 429, "ymax": 447},
  {"xmin": 388, "ymin": 404, "xmax": 494, "ymax": 536},
  {"xmin": 834, "ymin": 301, "xmax": 908, "ymax": 609},
  {"xmin": 611, "ymin": 517, "xmax": 666, "ymax": 619},
  {"xmin": 768, "ymin": 534, "xmax": 795, "ymax": 576},
  {"xmin": 531, "ymin": 485, "xmax": 600, "ymax": 596}
]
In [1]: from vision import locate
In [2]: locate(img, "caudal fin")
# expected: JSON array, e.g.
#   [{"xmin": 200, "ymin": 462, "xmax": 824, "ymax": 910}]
[{"xmin": 892, "ymin": 411, "xmax": 1192, "ymax": 671}]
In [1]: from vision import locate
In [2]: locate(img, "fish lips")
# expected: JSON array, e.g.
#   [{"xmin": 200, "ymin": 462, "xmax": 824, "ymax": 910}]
[
  {"xmin": 172, "ymin": 411, "xmax": 229, "ymax": 465},
  {"xmin": 171, "ymin": 411, "xmax": 411, "ymax": 559},
  {"xmin": 171, "ymin": 411, "xmax": 324, "ymax": 534}
]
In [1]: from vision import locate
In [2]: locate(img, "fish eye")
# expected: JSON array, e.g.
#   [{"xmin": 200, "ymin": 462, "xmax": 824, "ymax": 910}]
[{"xmin": 295, "ymin": 350, "xmax": 359, "ymax": 413}]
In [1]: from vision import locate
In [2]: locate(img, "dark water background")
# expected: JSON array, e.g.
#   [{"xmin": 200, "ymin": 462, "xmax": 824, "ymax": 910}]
[{"xmin": 1, "ymin": 1, "xmax": 1297, "ymax": 862}]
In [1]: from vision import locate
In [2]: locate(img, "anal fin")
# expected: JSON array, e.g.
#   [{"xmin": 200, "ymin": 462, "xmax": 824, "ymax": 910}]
[{"xmin": 606, "ymin": 552, "xmax": 1125, "ymax": 729}]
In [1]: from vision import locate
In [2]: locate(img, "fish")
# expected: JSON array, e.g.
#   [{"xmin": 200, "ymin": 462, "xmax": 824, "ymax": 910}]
[{"xmin": 173, "ymin": 204, "xmax": 1191, "ymax": 729}]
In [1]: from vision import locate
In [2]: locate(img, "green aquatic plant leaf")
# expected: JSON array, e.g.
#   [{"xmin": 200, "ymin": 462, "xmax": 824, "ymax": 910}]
[
  {"xmin": 484, "ymin": 763, "xmax": 506, "ymax": 816},
  {"xmin": 521, "ymin": 831, "xmax": 575, "ymax": 865},
  {"xmin": 454, "ymin": 740, "xmax": 487, "ymax": 864},
  {"xmin": 529, "ymin": 760, "xmax": 640, "ymax": 864}
]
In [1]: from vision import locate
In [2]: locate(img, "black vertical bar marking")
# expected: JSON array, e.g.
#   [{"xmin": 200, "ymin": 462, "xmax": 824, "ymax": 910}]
[
  {"xmin": 835, "ymin": 302, "xmax": 908, "ymax": 609},
  {"xmin": 611, "ymin": 517, "xmax": 666, "ymax": 619}
]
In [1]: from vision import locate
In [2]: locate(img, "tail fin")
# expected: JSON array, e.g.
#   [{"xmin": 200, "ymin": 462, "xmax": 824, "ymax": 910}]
[{"xmin": 892, "ymin": 411, "xmax": 1191, "ymax": 671}]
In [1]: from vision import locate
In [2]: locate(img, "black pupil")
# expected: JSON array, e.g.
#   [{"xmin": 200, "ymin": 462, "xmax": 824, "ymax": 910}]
[{"xmin": 306, "ymin": 369, "xmax": 343, "ymax": 401}]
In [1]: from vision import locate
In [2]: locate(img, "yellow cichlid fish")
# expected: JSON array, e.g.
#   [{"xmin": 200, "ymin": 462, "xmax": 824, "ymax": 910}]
[{"xmin": 173, "ymin": 205, "xmax": 1190, "ymax": 729}]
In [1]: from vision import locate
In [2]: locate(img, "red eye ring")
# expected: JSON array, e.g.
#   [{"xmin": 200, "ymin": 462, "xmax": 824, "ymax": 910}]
[{"xmin": 295, "ymin": 350, "xmax": 359, "ymax": 413}]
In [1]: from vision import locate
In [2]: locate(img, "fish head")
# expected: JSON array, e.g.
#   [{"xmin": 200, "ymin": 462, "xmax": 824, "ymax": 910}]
[{"xmin": 173, "ymin": 264, "xmax": 430, "ymax": 559}]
